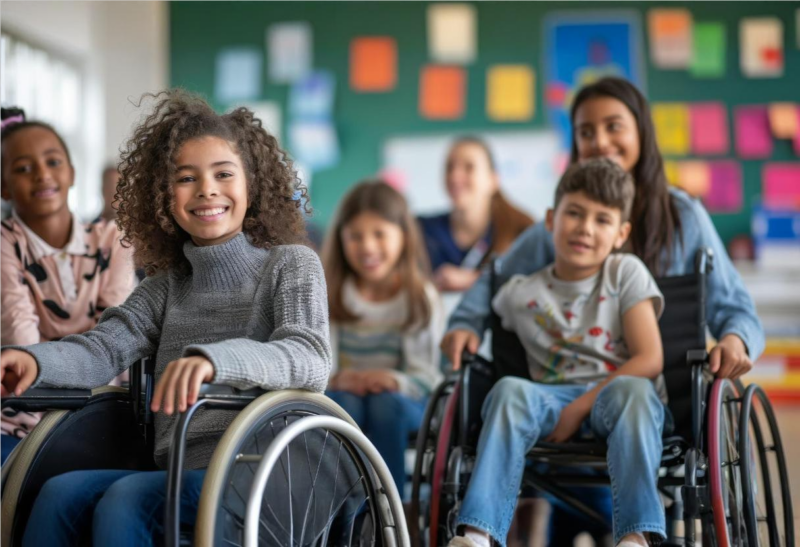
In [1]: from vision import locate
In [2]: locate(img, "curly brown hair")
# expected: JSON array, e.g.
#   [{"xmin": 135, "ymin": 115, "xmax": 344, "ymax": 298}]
[{"xmin": 116, "ymin": 89, "xmax": 308, "ymax": 276}]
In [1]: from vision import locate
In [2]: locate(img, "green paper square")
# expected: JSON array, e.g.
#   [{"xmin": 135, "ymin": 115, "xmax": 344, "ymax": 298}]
[{"xmin": 691, "ymin": 22, "xmax": 726, "ymax": 78}]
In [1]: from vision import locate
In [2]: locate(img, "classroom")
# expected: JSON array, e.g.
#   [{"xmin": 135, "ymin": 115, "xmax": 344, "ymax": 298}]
[{"xmin": 1, "ymin": 2, "xmax": 798, "ymax": 546}]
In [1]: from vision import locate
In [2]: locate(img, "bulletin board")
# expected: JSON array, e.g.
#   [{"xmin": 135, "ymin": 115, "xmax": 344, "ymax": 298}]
[{"xmin": 169, "ymin": 1, "xmax": 800, "ymax": 244}]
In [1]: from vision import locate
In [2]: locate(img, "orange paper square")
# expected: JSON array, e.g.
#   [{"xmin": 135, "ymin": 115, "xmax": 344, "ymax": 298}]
[
  {"xmin": 677, "ymin": 161, "xmax": 711, "ymax": 197},
  {"xmin": 419, "ymin": 66, "xmax": 465, "ymax": 120},
  {"xmin": 768, "ymin": 102, "xmax": 799, "ymax": 139},
  {"xmin": 350, "ymin": 37, "xmax": 397, "ymax": 92}
]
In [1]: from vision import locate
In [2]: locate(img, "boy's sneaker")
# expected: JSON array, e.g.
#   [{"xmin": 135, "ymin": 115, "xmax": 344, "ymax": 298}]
[{"xmin": 447, "ymin": 537, "xmax": 483, "ymax": 547}]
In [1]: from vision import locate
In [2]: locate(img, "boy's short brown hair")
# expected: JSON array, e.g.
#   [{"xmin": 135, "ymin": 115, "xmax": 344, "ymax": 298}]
[{"xmin": 553, "ymin": 158, "xmax": 636, "ymax": 222}]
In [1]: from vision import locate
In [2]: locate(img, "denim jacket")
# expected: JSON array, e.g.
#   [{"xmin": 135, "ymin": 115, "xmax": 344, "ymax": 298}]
[{"xmin": 448, "ymin": 188, "xmax": 765, "ymax": 360}]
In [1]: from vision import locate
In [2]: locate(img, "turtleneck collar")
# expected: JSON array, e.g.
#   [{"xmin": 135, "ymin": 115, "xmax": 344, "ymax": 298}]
[{"xmin": 182, "ymin": 233, "xmax": 268, "ymax": 291}]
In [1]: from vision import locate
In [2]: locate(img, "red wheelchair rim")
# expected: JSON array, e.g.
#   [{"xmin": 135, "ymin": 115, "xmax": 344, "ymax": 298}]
[
  {"xmin": 429, "ymin": 382, "xmax": 460, "ymax": 547},
  {"xmin": 708, "ymin": 378, "xmax": 735, "ymax": 547}
]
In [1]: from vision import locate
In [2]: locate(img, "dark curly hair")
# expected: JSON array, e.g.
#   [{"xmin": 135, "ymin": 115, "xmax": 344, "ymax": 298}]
[{"xmin": 116, "ymin": 90, "xmax": 308, "ymax": 276}]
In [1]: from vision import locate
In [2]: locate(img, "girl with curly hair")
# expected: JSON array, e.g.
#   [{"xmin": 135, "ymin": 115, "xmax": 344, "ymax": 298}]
[
  {"xmin": 1, "ymin": 108, "xmax": 136, "ymax": 464},
  {"xmin": 0, "ymin": 90, "xmax": 332, "ymax": 546}
]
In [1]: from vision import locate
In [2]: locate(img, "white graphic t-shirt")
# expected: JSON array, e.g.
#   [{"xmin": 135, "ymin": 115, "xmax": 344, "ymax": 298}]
[{"xmin": 492, "ymin": 253, "xmax": 667, "ymax": 402}]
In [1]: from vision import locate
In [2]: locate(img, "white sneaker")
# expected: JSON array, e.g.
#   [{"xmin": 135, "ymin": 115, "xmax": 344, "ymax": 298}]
[{"xmin": 447, "ymin": 537, "xmax": 483, "ymax": 547}]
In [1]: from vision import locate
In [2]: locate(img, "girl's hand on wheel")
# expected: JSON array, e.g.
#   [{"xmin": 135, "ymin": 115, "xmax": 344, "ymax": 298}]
[
  {"xmin": 151, "ymin": 356, "xmax": 215, "ymax": 415},
  {"xmin": 0, "ymin": 350, "xmax": 39, "ymax": 397}
]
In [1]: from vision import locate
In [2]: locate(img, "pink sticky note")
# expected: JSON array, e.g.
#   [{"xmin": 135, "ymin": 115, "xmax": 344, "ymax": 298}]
[
  {"xmin": 762, "ymin": 163, "xmax": 800, "ymax": 209},
  {"xmin": 735, "ymin": 106, "xmax": 773, "ymax": 158},
  {"xmin": 690, "ymin": 102, "xmax": 729, "ymax": 155},
  {"xmin": 704, "ymin": 161, "xmax": 743, "ymax": 213}
]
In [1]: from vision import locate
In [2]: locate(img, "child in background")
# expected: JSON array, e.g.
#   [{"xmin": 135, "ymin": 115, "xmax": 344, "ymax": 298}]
[
  {"xmin": 0, "ymin": 108, "xmax": 136, "ymax": 463},
  {"xmin": 449, "ymin": 158, "xmax": 667, "ymax": 547},
  {"xmin": 0, "ymin": 90, "xmax": 331, "ymax": 546},
  {"xmin": 323, "ymin": 181, "xmax": 444, "ymax": 495}
]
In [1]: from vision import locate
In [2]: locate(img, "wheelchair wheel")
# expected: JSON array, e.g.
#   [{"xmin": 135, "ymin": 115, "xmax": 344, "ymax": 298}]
[
  {"xmin": 195, "ymin": 391, "xmax": 401, "ymax": 547},
  {"xmin": 409, "ymin": 379, "xmax": 455, "ymax": 546},
  {"xmin": 427, "ymin": 383, "xmax": 461, "ymax": 547},
  {"xmin": 708, "ymin": 379, "xmax": 748, "ymax": 547},
  {"xmin": 738, "ymin": 383, "xmax": 794, "ymax": 547}
]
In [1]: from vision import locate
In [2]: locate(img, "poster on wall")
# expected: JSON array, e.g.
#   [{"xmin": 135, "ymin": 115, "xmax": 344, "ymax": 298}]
[
  {"xmin": 383, "ymin": 130, "xmax": 562, "ymax": 223},
  {"xmin": 543, "ymin": 11, "xmax": 646, "ymax": 149}
]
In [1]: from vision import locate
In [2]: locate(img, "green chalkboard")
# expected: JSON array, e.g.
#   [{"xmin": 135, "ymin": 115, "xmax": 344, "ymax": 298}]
[{"xmin": 170, "ymin": 1, "xmax": 799, "ymax": 244}]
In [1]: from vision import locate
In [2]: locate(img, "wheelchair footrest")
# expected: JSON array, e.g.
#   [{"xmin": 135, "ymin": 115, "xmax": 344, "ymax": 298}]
[{"xmin": 681, "ymin": 484, "xmax": 710, "ymax": 517}]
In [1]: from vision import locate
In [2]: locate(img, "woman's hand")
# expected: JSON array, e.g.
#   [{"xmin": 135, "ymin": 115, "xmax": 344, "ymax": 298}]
[
  {"xmin": 440, "ymin": 329, "xmax": 480, "ymax": 370},
  {"xmin": 0, "ymin": 349, "xmax": 39, "ymax": 397},
  {"xmin": 151, "ymin": 356, "xmax": 215, "ymax": 415},
  {"xmin": 330, "ymin": 370, "xmax": 368, "ymax": 396},
  {"xmin": 361, "ymin": 370, "xmax": 399, "ymax": 394},
  {"xmin": 433, "ymin": 264, "xmax": 481, "ymax": 292},
  {"xmin": 545, "ymin": 399, "xmax": 590, "ymax": 443},
  {"xmin": 709, "ymin": 334, "xmax": 753, "ymax": 380}
]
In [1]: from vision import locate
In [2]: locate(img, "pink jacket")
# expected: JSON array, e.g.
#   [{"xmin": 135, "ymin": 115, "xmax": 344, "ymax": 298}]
[{"xmin": 1, "ymin": 215, "xmax": 135, "ymax": 439}]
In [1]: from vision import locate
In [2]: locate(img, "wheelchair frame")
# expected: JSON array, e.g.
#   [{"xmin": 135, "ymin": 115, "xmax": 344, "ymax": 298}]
[
  {"xmin": 410, "ymin": 249, "xmax": 794, "ymax": 547},
  {"xmin": 1, "ymin": 359, "xmax": 409, "ymax": 547}
]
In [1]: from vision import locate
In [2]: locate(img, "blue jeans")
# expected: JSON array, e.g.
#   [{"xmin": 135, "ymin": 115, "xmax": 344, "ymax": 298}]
[
  {"xmin": 22, "ymin": 469, "xmax": 206, "ymax": 547},
  {"xmin": 1, "ymin": 434, "xmax": 22, "ymax": 465},
  {"xmin": 327, "ymin": 390, "xmax": 426, "ymax": 496},
  {"xmin": 458, "ymin": 376, "xmax": 667, "ymax": 546}
]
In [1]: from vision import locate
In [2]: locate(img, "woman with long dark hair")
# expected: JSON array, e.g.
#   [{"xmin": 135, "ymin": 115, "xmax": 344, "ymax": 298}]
[{"xmin": 441, "ymin": 77, "xmax": 762, "ymax": 546}]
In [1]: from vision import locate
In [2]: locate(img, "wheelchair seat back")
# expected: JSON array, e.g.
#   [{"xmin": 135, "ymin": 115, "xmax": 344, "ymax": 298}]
[{"xmin": 474, "ymin": 253, "xmax": 709, "ymax": 445}]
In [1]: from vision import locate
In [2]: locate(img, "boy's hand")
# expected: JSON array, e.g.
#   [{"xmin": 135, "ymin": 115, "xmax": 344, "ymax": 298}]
[
  {"xmin": 709, "ymin": 334, "xmax": 752, "ymax": 380},
  {"xmin": 1, "ymin": 350, "xmax": 39, "ymax": 397},
  {"xmin": 441, "ymin": 329, "xmax": 480, "ymax": 371},
  {"xmin": 545, "ymin": 400, "xmax": 590, "ymax": 443},
  {"xmin": 151, "ymin": 356, "xmax": 215, "ymax": 415},
  {"xmin": 362, "ymin": 370, "xmax": 399, "ymax": 394}
]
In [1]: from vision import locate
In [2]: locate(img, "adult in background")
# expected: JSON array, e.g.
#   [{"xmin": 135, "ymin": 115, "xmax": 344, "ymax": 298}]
[{"xmin": 418, "ymin": 137, "xmax": 533, "ymax": 293}]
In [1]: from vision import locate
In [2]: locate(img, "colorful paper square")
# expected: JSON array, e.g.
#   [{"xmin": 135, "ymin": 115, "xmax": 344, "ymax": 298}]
[
  {"xmin": 267, "ymin": 22, "xmax": 312, "ymax": 84},
  {"xmin": 653, "ymin": 103, "xmax": 690, "ymax": 156},
  {"xmin": 735, "ymin": 106, "xmax": 773, "ymax": 158},
  {"xmin": 677, "ymin": 161, "xmax": 710, "ymax": 197},
  {"xmin": 768, "ymin": 103, "xmax": 799, "ymax": 140},
  {"xmin": 419, "ymin": 66, "xmax": 466, "ymax": 120},
  {"xmin": 704, "ymin": 161, "xmax": 743, "ymax": 213},
  {"xmin": 648, "ymin": 9, "xmax": 693, "ymax": 69},
  {"xmin": 690, "ymin": 102, "xmax": 729, "ymax": 155},
  {"xmin": 487, "ymin": 65, "xmax": 535, "ymax": 122},
  {"xmin": 427, "ymin": 3, "xmax": 477, "ymax": 64},
  {"xmin": 350, "ymin": 37, "xmax": 397, "ymax": 92},
  {"xmin": 740, "ymin": 18, "xmax": 784, "ymax": 78},
  {"xmin": 690, "ymin": 22, "xmax": 726, "ymax": 78},
  {"xmin": 762, "ymin": 163, "xmax": 800, "ymax": 209}
]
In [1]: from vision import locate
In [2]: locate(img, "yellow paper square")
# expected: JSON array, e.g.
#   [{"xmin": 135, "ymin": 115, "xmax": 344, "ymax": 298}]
[
  {"xmin": 487, "ymin": 65, "xmax": 535, "ymax": 121},
  {"xmin": 664, "ymin": 160, "xmax": 680, "ymax": 186},
  {"xmin": 652, "ymin": 103, "xmax": 690, "ymax": 156},
  {"xmin": 768, "ymin": 102, "xmax": 799, "ymax": 139}
]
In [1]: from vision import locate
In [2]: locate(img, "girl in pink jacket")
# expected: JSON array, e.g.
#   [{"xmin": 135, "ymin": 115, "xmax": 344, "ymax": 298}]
[{"xmin": 1, "ymin": 109, "xmax": 135, "ymax": 462}]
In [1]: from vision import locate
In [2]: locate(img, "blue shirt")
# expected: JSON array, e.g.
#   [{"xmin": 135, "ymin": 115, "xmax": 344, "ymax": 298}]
[
  {"xmin": 418, "ymin": 213, "xmax": 492, "ymax": 271},
  {"xmin": 448, "ymin": 189, "xmax": 765, "ymax": 360}
]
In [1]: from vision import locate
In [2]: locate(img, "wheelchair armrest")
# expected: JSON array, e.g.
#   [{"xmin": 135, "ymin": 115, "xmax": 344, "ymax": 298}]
[
  {"xmin": 687, "ymin": 349, "xmax": 708, "ymax": 367},
  {"xmin": 197, "ymin": 384, "xmax": 266, "ymax": 401},
  {"xmin": 0, "ymin": 388, "xmax": 93, "ymax": 411}
]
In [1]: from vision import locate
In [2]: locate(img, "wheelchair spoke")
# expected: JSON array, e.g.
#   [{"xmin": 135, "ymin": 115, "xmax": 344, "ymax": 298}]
[
  {"xmin": 263, "ymin": 502, "xmax": 293, "ymax": 540},
  {"xmin": 325, "ymin": 438, "xmax": 344, "ymax": 529},
  {"xmin": 299, "ymin": 429, "xmax": 329, "ymax": 546},
  {"xmin": 284, "ymin": 416, "xmax": 294, "ymax": 544}
]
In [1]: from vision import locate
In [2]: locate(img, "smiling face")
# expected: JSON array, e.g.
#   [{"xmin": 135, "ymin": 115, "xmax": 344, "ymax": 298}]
[
  {"xmin": 546, "ymin": 191, "xmax": 631, "ymax": 280},
  {"xmin": 171, "ymin": 136, "xmax": 249, "ymax": 246},
  {"xmin": 573, "ymin": 96, "xmax": 641, "ymax": 174},
  {"xmin": 340, "ymin": 211, "xmax": 405, "ymax": 287},
  {"xmin": 1, "ymin": 126, "xmax": 74, "ymax": 222},
  {"xmin": 444, "ymin": 141, "xmax": 498, "ymax": 211}
]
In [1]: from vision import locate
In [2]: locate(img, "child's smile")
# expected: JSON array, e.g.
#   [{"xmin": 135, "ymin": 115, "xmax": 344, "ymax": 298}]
[{"xmin": 171, "ymin": 136, "xmax": 249, "ymax": 247}]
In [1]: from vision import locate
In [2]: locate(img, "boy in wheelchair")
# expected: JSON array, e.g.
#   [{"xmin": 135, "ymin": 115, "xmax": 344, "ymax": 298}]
[{"xmin": 449, "ymin": 158, "xmax": 670, "ymax": 547}]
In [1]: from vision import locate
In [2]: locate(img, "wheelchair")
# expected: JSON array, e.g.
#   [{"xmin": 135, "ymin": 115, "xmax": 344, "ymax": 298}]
[
  {"xmin": 1, "ymin": 358, "xmax": 409, "ymax": 547},
  {"xmin": 410, "ymin": 249, "xmax": 794, "ymax": 547}
]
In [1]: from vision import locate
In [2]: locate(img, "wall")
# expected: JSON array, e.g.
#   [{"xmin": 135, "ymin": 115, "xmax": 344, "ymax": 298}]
[
  {"xmin": 1, "ymin": 1, "xmax": 169, "ymax": 218},
  {"xmin": 169, "ymin": 1, "xmax": 799, "ymax": 243}
]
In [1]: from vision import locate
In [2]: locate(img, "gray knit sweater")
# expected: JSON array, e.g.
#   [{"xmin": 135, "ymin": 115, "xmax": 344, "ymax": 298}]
[{"xmin": 12, "ymin": 233, "xmax": 332, "ymax": 469}]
